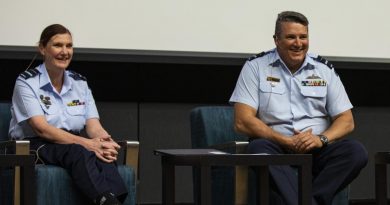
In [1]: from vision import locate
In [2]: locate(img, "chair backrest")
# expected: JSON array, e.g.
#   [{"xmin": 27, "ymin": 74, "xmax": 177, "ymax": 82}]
[
  {"xmin": 0, "ymin": 102, "xmax": 12, "ymax": 142},
  {"xmin": 190, "ymin": 106, "xmax": 247, "ymax": 148}
]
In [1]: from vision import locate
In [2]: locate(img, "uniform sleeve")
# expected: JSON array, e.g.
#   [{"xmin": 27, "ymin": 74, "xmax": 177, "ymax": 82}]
[
  {"xmin": 229, "ymin": 61, "xmax": 260, "ymax": 110},
  {"xmin": 85, "ymin": 84, "xmax": 100, "ymax": 120},
  {"xmin": 326, "ymin": 69, "xmax": 353, "ymax": 116},
  {"xmin": 12, "ymin": 79, "xmax": 44, "ymax": 123}
]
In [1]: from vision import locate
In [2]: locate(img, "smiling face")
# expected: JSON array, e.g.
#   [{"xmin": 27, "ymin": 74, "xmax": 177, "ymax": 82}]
[
  {"xmin": 39, "ymin": 33, "xmax": 73, "ymax": 72},
  {"xmin": 274, "ymin": 22, "xmax": 309, "ymax": 72}
]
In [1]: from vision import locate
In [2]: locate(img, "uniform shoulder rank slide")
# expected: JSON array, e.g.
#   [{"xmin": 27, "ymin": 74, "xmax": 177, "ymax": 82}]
[
  {"xmin": 19, "ymin": 68, "xmax": 39, "ymax": 79},
  {"xmin": 248, "ymin": 51, "xmax": 271, "ymax": 61},
  {"xmin": 69, "ymin": 70, "xmax": 87, "ymax": 81},
  {"xmin": 312, "ymin": 55, "xmax": 334, "ymax": 69}
]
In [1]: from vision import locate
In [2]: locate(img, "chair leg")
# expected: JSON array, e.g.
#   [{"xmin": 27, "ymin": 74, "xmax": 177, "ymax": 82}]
[
  {"xmin": 235, "ymin": 165, "xmax": 248, "ymax": 205},
  {"xmin": 375, "ymin": 164, "xmax": 387, "ymax": 205},
  {"xmin": 14, "ymin": 167, "xmax": 21, "ymax": 205},
  {"xmin": 14, "ymin": 141, "xmax": 30, "ymax": 205}
]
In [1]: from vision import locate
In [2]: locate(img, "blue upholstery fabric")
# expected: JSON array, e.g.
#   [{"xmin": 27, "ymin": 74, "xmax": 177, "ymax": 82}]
[
  {"xmin": 190, "ymin": 106, "xmax": 349, "ymax": 205},
  {"xmin": 35, "ymin": 165, "xmax": 136, "ymax": 205},
  {"xmin": 0, "ymin": 102, "xmax": 136, "ymax": 205},
  {"xmin": 190, "ymin": 106, "xmax": 247, "ymax": 148},
  {"xmin": 0, "ymin": 103, "xmax": 13, "ymax": 205},
  {"xmin": 0, "ymin": 168, "xmax": 13, "ymax": 205},
  {"xmin": 190, "ymin": 106, "xmax": 247, "ymax": 205},
  {"xmin": 332, "ymin": 187, "xmax": 349, "ymax": 205},
  {"xmin": 0, "ymin": 102, "xmax": 12, "ymax": 142}
]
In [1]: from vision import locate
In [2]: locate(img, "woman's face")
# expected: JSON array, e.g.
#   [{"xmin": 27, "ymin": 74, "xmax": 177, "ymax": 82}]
[{"xmin": 39, "ymin": 33, "xmax": 73, "ymax": 71}]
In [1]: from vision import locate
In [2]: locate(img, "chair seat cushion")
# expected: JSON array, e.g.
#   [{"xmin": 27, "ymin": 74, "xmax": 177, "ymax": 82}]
[{"xmin": 35, "ymin": 164, "xmax": 136, "ymax": 205}]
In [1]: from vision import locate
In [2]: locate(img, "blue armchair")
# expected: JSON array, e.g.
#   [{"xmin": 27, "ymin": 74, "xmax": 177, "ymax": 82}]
[
  {"xmin": 190, "ymin": 106, "xmax": 249, "ymax": 204},
  {"xmin": 190, "ymin": 106, "xmax": 349, "ymax": 205},
  {"xmin": 0, "ymin": 102, "xmax": 139, "ymax": 205}
]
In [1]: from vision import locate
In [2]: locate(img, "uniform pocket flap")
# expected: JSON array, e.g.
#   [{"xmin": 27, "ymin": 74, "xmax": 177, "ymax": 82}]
[
  {"xmin": 66, "ymin": 105, "xmax": 86, "ymax": 116},
  {"xmin": 259, "ymin": 82, "xmax": 285, "ymax": 94},
  {"xmin": 300, "ymin": 86, "xmax": 327, "ymax": 97}
]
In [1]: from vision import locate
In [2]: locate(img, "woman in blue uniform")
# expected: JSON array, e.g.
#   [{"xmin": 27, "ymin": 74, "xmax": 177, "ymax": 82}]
[{"xmin": 9, "ymin": 24, "xmax": 127, "ymax": 205}]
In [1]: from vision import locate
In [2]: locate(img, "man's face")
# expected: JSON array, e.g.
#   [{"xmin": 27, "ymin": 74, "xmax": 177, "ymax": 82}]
[{"xmin": 274, "ymin": 22, "xmax": 309, "ymax": 72}]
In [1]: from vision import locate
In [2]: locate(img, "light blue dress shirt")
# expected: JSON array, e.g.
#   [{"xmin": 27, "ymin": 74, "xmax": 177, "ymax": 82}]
[
  {"xmin": 9, "ymin": 64, "xmax": 99, "ymax": 139},
  {"xmin": 229, "ymin": 48, "xmax": 352, "ymax": 136}
]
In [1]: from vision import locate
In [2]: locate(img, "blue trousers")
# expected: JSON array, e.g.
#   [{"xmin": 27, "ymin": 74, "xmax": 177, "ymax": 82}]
[
  {"xmin": 30, "ymin": 138, "xmax": 128, "ymax": 202},
  {"xmin": 247, "ymin": 139, "xmax": 368, "ymax": 205}
]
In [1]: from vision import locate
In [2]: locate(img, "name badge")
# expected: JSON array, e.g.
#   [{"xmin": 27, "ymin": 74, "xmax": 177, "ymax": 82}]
[{"xmin": 266, "ymin": 76, "xmax": 280, "ymax": 82}]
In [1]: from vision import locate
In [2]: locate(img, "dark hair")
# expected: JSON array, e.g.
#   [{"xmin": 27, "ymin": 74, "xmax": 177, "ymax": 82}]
[
  {"xmin": 39, "ymin": 24, "xmax": 71, "ymax": 47},
  {"xmin": 274, "ymin": 11, "xmax": 308, "ymax": 38}
]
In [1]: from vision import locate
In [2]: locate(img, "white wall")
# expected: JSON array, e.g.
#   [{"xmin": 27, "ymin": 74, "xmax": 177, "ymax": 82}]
[{"xmin": 1, "ymin": 0, "xmax": 389, "ymax": 59}]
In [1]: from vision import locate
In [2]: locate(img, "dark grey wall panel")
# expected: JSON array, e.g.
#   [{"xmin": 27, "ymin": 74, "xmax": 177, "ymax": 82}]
[
  {"xmin": 348, "ymin": 107, "xmax": 390, "ymax": 199},
  {"xmin": 96, "ymin": 102, "xmax": 138, "ymax": 141},
  {"xmin": 138, "ymin": 103, "xmax": 201, "ymax": 203}
]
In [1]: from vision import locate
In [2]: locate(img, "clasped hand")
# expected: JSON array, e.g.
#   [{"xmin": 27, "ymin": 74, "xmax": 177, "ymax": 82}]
[
  {"xmin": 91, "ymin": 135, "xmax": 121, "ymax": 163},
  {"xmin": 288, "ymin": 129, "xmax": 322, "ymax": 154}
]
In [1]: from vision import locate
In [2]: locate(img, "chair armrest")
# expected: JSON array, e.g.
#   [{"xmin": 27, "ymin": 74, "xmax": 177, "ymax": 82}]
[
  {"xmin": 117, "ymin": 140, "xmax": 139, "ymax": 178},
  {"xmin": 0, "ymin": 140, "xmax": 30, "ymax": 155},
  {"xmin": 0, "ymin": 140, "xmax": 31, "ymax": 205},
  {"xmin": 209, "ymin": 141, "xmax": 248, "ymax": 154}
]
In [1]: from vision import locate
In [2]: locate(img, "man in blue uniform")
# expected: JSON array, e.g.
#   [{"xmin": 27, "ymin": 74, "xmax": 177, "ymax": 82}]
[{"xmin": 230, "ymin": 11, "xmax": 367, "ymax": 205}]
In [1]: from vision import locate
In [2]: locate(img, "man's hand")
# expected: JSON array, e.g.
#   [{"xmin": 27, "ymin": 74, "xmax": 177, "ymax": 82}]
[{"xmin": 291, "ymin": 129, "xmax": 322, "ymax": 153}]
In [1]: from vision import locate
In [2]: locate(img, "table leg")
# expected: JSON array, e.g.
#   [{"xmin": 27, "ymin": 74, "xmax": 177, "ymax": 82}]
[
  {"xmin": 162, "ymin": 157, "xmax": 175, "ymax": 205},
  {"xmin": 298, "ymin": 163, "xmax": 312, "ymax": 205},
  {"xmin": 257, "ymin": 166, "xmax": 269, "ymax": 205},
  {"xmin": 21, "ymin": 163, "xmax": 35, "ymax": 205},
  {"xmin": 375, "ymin": 163, "xmax": 387, "ymax": 205},
  {"xmin": 200, "ymin": 166, "xmax": 211, "ymax": 205}
]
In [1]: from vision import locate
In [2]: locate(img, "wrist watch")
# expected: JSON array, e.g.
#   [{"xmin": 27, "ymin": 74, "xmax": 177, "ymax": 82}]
[{"xmin": 318, "ymin": 134, "xmax": 329, "ymax": 147}]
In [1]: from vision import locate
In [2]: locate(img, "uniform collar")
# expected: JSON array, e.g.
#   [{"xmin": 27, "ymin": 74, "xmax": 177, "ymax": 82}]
[
  {"xmin": 269, "ymin": 49, "xmax": 315, "ymax": 72},
  {"xmin": 38, "ymin": 63, "xmax": 72, "ymax": 94},
  {"xmin": 38, "ymin": 64, "xmax": 51, "ymax": 89},
  {"xmin": 62, "ymin": 71, "xmax": 72, "ymax": 94}
]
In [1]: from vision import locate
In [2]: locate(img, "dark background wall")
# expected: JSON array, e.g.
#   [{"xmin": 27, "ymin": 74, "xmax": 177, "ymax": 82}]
[{"xmin": 1, "ymin": 46, "xmax": 390, "ymax": 203}]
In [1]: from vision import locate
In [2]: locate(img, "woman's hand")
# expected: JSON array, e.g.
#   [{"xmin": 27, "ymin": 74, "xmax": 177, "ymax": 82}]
[
  {"xmin": 84, "ymin": 136, "xmax": 120, "ymax": 163},
  {"xmin": 85, "ymin": 119, "xmax": 121, "ymax": 162},
  {"xmin": 99, "ymin": 136, "xmax": 121, "ymax": 161}
]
